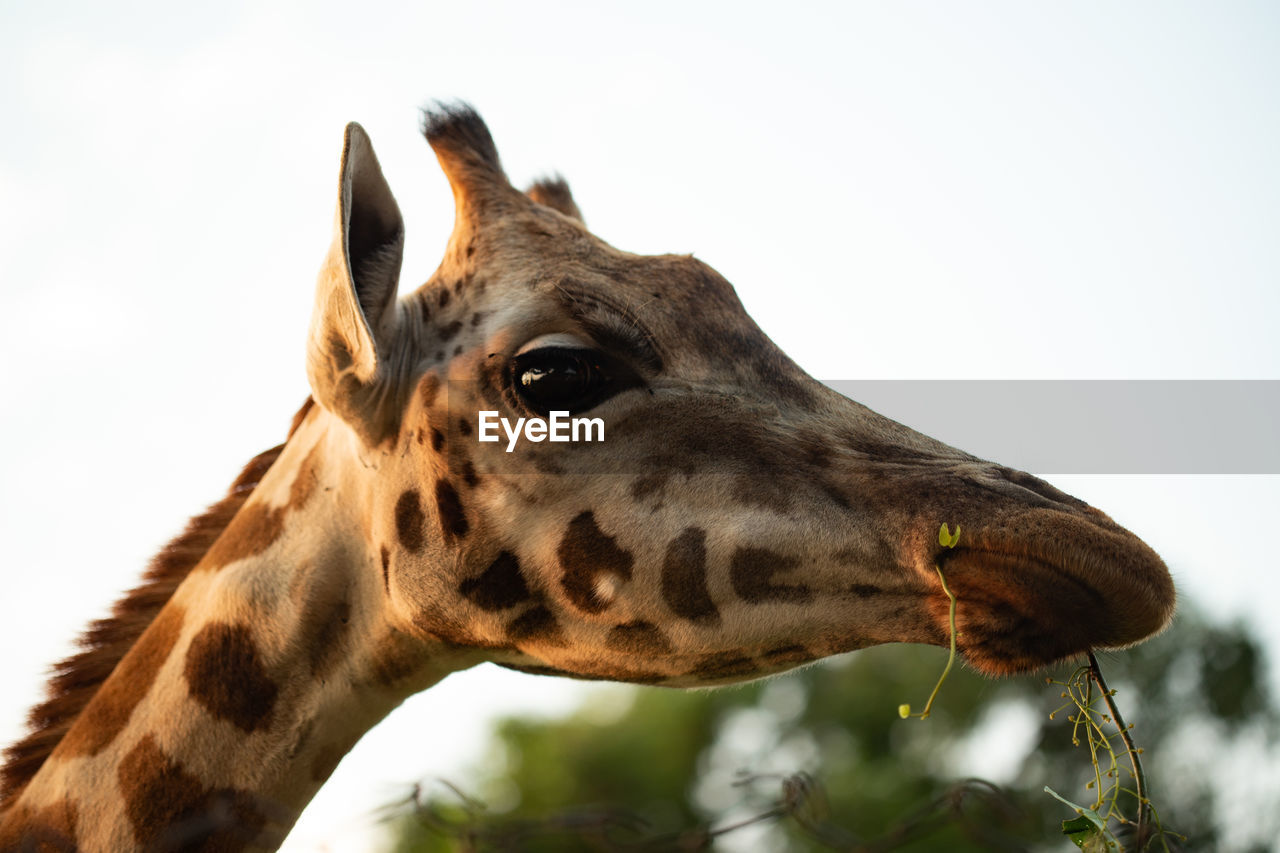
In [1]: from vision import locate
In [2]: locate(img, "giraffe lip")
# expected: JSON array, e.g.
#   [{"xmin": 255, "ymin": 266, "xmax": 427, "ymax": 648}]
[{"xmin": 936, "ymin": 536, "xmax": 1174, "ymax": 675}]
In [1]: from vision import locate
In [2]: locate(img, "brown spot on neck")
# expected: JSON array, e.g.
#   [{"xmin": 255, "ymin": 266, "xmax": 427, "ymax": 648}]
[
  {"xmin": 199, "ymin": 442, "xmax": 322, "ymax": 572},
  {"xmin": 118, "ymin": 734, "xmax": 267, "ymax": 850},
  {"xmin": 0, "ymin": 796, "xmax": 78, "ymax": 850},
  {"xmin": 183, "ymin": 622, "xmax": 279, "ymax": 733}
]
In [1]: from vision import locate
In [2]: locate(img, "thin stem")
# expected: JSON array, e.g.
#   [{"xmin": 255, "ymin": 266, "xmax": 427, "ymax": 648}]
[
  {"xmin": 918, "ymin": 565, "xmax": 958, "ymax": 719},
  {"xmin": 1087, "ymin": 651, "xmax": 1149, "ymax": 846}
]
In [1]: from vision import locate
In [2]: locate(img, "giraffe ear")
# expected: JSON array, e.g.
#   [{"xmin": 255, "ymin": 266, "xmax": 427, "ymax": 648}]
[
  {"xmin": 307, "ymin": 122, "xmax": 406, "ymax": 445},
  {"xmin": 526, "ymin": 176, "xmax": 584, "ymax": 224}
]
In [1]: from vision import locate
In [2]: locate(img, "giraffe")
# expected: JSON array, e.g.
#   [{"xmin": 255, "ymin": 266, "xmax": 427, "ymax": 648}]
[{"xmin": 0, "ymin": 104, "xmax": 1175, "ymax": 851}]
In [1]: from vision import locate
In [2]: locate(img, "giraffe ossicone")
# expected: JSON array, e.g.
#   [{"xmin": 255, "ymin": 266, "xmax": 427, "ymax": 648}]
[{"xmin": 0, "ymin": 103, "xmax": 1175, "ymax": 851}]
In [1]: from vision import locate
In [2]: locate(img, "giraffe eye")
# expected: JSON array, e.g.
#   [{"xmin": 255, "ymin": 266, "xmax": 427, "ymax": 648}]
[{"xmin": 509, "ymin": 347, "xmax": 637, "ymax": 414}]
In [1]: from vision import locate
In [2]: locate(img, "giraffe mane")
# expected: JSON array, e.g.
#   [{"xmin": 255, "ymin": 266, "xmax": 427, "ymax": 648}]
[{"xmin": 0, "ymin": 398, "xmax": 315, "ymax": 809}]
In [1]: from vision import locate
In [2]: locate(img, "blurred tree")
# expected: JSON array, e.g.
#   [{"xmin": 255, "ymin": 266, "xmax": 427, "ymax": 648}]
[{"xmin": 386, "ymin": 606, "xmax": 1279, "ymax": 852}]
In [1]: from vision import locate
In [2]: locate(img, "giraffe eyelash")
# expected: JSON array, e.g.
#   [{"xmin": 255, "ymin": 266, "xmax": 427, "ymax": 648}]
[{"xmin": 554, "ymin": 287, "xmax": 664, "ymax": 374}]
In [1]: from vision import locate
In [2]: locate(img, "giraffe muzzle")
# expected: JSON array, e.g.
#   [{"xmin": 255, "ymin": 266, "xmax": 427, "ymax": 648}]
[{"xmin": 935, "ymin": 508, "xmax": 1175, "ymax": 675}]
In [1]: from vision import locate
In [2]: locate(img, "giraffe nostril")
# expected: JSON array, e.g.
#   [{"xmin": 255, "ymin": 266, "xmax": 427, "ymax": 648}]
[
  {"xmin": 971, "ymin": 466, "xmax": 1089, "ymax": 510},
  {"xmin": 1001, "ymin": 468, "xmax": 1081, "ymax": 504}
]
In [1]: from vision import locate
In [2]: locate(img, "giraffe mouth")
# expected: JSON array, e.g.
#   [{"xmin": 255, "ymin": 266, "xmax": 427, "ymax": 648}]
[{"xmin": 935, "ymin": 533, "xmax": 1175, "ymax": 675}]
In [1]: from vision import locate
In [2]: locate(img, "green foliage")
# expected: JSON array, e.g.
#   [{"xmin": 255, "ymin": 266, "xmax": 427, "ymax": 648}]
[
  {"xmin": 1042, "ymin": 655, "xmax": 1180, "ymax": 852},
  {"xmin": 387, "ymin": 607, "xmax": 1279, "ymax": 852}
]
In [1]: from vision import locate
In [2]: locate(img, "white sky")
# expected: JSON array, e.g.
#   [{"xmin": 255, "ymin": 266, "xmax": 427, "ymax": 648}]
[{"xmin": 2, "ymin": 2, "xmax": 1278, "ymax": 850}]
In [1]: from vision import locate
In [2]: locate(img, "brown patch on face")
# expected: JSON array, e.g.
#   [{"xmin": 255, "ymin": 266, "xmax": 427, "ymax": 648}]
[
  {"xmin": 461, "ymin": 460, "xmax": 479, "ymax": 488},
  {"xmin": 118, "ymin": 734, "xmax": 265, "ymax": 850},
  {"xmin": 435, "ymin": 480, "xmax": 469, "ymax": 541},
  {"xmin": 438, "ymin": 320, "xmax": 463, "ymax": 342},
  {"xmin": 558, "ymin": 512, "xmax": 634, "ymax": 614},
  {"xmin": 498, "ymin": 661, "xmax": 666, "ymax": 685},
  {"xmin": 730, "ymin": 547, "xmax": 813, "ymax": 604},
  {"xmin": 630, "ymin": 472, "xmax": 669, "ymax": 501},
  {"xmin": 605, "ymin": 621, "xmax": 672, "ymax": 655},
  {"xmin": 457, "ymin": 417, "xmax": 472, "ymax": 437},
  {"xmin": 0, "ymin": 797, "xmax": 78, "ymax": 850},
  {"xmin": 507, "ymin": 605, "xmax": 566, "ymax": 646},
  {"xmin": 58, "ymin": 604, "xmax": 186, "ymax": 758},
  {"xmin": 395, "ymin": 490, "xmax": 426, "ymax": 552},
  {"xmin": 661, "ymin": 527, "xmax": 719, "ymax": 624},
  {"xmin": 459, "ymin": 551, "xmax": 531, "ymax": 611},
  {"xmin": 437, "ymin": 288, "xmax": 451, "ymax": 308},
  {"xmin": 430, "ymin": 428, "xmax": 446, "ymax": 453},
  {"xmin": 686, "ymin": 651, "xmax": 758, "ymax": 681},
  {"xmin": 183, "ymin": 622, "xmax": 278, "ymax": 733},
  {"xmin": 200, "ymin": 445, "xmax": 321, "ymax": 571},
  {"xmin": 380, "ymin": 546, "xmax": 391, "ymax": 593},
  {"xmin": 762, "ymin": 644, "xmax": 813, "ymax": 667}
]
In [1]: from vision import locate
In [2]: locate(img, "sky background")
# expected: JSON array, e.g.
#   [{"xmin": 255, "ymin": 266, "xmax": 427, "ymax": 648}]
[{"xmin": 2, "ymin": 2, "xmax": 1278, "ymax": 850}]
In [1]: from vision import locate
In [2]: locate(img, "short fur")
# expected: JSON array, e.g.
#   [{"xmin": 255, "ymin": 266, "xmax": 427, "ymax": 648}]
[{"xmin": 0, "ymin": 399, "xmax": 314, "ymax": 808}]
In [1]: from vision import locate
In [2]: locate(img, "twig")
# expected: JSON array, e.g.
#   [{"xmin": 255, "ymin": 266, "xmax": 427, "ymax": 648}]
[{"xmin": 1087, "ymin": 651, "xmax": 1150, "ymax": 846}]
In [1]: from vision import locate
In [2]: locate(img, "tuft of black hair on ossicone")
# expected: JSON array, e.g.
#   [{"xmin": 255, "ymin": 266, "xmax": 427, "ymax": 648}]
[{"xmin": 420, "ymin": 101, "xmax": 504, "ymax": 174}]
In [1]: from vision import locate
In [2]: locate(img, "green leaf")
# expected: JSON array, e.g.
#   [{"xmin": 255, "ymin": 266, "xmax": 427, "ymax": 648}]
[
  {"xmin": 937, "ymin": 522, "xmax": 961, "ymax": 548},
  {"xmin": 1044, "ymin": 787, "xmax": 1116, "ymax": 849},
  {"xmin": 1061, "ymin": 815, "xmax": 1101, "ymax": 848}
]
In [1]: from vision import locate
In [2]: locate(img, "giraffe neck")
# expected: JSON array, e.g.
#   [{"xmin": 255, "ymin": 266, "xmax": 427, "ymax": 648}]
[{"xmin": 0, "ymin": 411, "xmax": 479, "ymax": 851}]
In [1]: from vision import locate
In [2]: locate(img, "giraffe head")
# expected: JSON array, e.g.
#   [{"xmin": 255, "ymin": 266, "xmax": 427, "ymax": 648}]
[{"xmin": 307, "ymin": 105, "xmax": 1175, "ymax": 687}]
